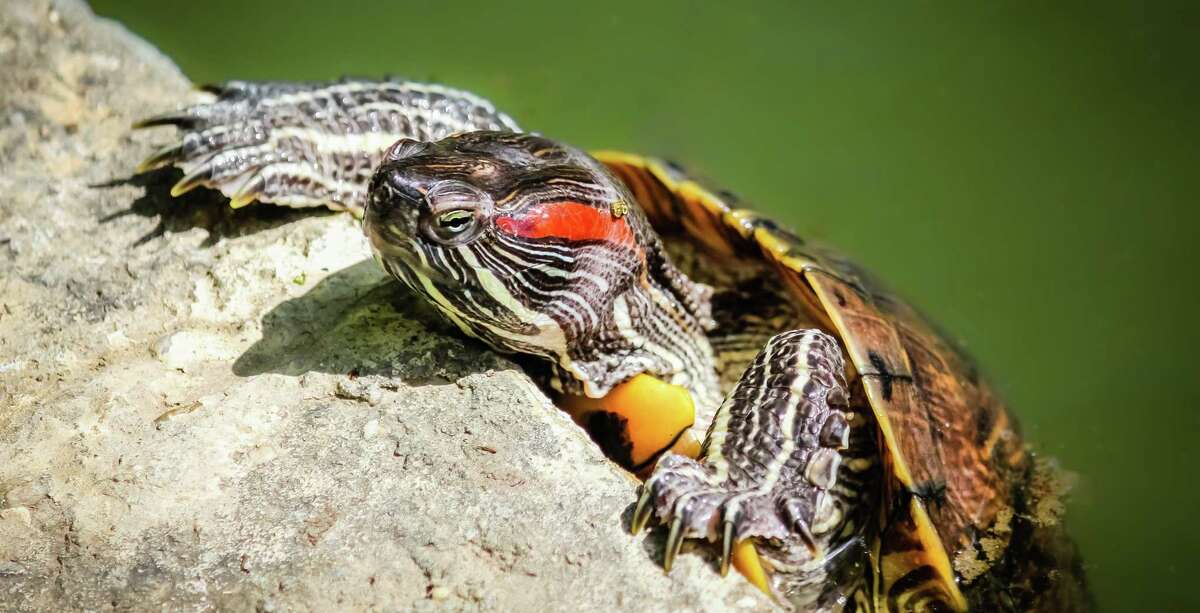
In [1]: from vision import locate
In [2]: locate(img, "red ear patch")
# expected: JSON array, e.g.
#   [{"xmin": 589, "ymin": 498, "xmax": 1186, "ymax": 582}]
[{"xmin": 495, "ymin": 201, "xmax": 634, "ymax": 247}]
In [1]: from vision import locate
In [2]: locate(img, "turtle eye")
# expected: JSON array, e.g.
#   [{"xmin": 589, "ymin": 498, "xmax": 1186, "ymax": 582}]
[
  {"xmin": 419, "ymin": 180, "xmax": 493, "ymax": 245},
  {"xmin": 436, "ymin": 209, "xmax": 475, "ymax": 235},
  {"xmin": 423, "ymin": 207, "xmax": 484, "ymax": 245}
]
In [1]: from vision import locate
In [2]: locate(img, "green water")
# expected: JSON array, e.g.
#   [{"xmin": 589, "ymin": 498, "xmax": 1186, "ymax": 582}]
[{"xmin": 91, "ymin": 1, "xmax": 1199, "ymax": 609}]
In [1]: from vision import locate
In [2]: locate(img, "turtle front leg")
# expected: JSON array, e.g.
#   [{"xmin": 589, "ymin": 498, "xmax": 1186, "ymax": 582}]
[
  {"xmin": 631, "ymin": 329, "xmax": 875, "ymax": 606},
  {"xmin": 135, "ymin": 79, "xmax": 519, "ymax": 215}
]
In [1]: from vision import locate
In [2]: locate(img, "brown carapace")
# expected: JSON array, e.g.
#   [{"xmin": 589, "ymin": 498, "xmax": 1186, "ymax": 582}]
[{"xmin": 135, "ymin": 79, "xmax": 1088, "ymax": 611}]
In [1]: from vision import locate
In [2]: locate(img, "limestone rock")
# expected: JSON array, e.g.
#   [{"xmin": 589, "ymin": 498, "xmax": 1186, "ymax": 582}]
[{"xmin": 0, "ymin": 1, "xmax": 769, "ymax": 611}]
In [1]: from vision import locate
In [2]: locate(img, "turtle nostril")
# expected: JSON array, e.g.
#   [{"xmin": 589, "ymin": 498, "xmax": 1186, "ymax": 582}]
[
  {"xmin": 364, "ymin": 167, "xmax": 427, "ymax": 245},
  {"xmin": 368, "ymin": 166, "xmax": 423, "ymax": 214}
]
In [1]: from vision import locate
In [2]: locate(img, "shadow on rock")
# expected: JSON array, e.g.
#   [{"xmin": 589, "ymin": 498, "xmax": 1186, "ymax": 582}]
[
  {"xmin": 233, "ymin": 259, "xmax": 509, "ymax": 385},
  {"xmin": 95, "ymin": 167, "xmax": 334, "ymax": 247}
]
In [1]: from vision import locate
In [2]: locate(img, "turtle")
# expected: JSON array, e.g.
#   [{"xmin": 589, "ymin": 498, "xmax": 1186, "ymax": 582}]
[{"xmin": 134, "ymin": 79, "xmax": 1088, "ymax": 611}]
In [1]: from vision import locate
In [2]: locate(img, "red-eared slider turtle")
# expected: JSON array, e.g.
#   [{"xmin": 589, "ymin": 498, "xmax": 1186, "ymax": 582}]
[{"xmin": 136, "ymin": 80, "xmax": 1087, "ymax": 611}]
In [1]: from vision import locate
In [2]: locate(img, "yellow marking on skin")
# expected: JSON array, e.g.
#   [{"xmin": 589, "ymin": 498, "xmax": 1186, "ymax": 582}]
[
  {"xmin": 702, "ymin": 395, "xmax": 735, "ymax": 480},
  {"xmin": 726, "ymin": 334, "xmax": 813, "ymax": 500},
  {"xmin": 559, "ymin": 374, "xmax": 695, "ymax": 470},
  {"xmin": 411, "ymin": 246, "xmax": 582, "ymax": 386},
  {"xmin": 641, "ymin": 290, "xmax": 698, "ymax": 370},
  {"xmin": 457, "ymin": 248, "xmax": 571, "ymax": 357},
  {"xmin": 846, "ymin": 457, "xmax": 874, "ymax": 472},
  {"xmin": 408, "ymin": 243, "xmax": 477, "ymax": 337},
  {"xmin": 412, "ymin": 273, "xmax": 473, "ymax": 336},
  {"xmin": 496, "ymin": 189, "xmax": 519, "ymax": 206},
  {"xmin": 270, "ymin": 126, "xmax": 401, "ymax": 156},
  {"xmin": 731, "ymin": 540, "xmax": 774, "ymax": 598},
  {"xmin": 608, "ymin": 292, "xmax": 717, "ymax": 426}
]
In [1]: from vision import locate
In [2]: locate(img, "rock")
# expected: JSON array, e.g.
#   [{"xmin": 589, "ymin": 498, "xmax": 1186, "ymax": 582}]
[
  {"xmin": 0, "ymin": 1, "xmax": 769, "ymax": 611},
  {"xmin": 152, "ymin": 330, "xmax": 240, "ymax": 372}
]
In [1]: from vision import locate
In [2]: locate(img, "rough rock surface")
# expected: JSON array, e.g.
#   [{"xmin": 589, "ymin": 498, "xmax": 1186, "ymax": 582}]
[{"xmin": 0, "ymin": 2, "xmax": 769, "ymax": 610}]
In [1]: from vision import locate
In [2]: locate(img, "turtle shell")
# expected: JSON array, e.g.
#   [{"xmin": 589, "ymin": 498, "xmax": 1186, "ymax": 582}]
[{"xmin": 593, "ymin": 151, "xmax": 1087, "ymax": 612}]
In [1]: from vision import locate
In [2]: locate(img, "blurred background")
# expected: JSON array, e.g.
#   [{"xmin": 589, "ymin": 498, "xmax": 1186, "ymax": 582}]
[{"xmin": 91, "ymin": 1, "xmax": 1198, "ymax": 609}]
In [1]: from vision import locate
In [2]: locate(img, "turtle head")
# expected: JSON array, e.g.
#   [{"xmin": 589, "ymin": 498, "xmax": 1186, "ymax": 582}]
[
  {"xmin": 364, "ymin": 131, "xmax": 715, "ymax": 403},
  {"xmin": 364, "ymin": 131, "xmax": 637, "ymax": 284},
  {"xmin": 363, "ymin": 131, "xmax": 649, "ymax": 380}
]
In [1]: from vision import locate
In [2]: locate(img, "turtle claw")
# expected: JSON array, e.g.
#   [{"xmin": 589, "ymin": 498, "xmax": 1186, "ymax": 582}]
[
  {"xmin": 136, "ymin": 143, "xmax": 183, "ymax": 172},
  {"xmin": 720, "ymin": 521, "xmax": 734, "ymax": 577},
  {"xmin": 227, "ymin": 171, "xmax": 265, "ymax": 209},
  {"xmin": 795, "ymin": 519, "xmax": 818, "ymax": 556},
  {"xmin": 170, "ymin": 167, "xmax": 211, "ymax": 197},
  {"xmin": 631, "ymin": 485, "xmax": 654, "ymax": 535},
  {"xmin": 132, "ymin": 112, "xmax": 196, "ymax": 130},
  {"xmin": 228, "ymin": 192, "xmax": 258, "ymax": 209},
  {"xmin": 636, "ymin": 449, "xmax": 837, "ymax": 592},
  {"xmin": 196, "ymin": 83, "xmax": 226, "ymax": 95},
  {"xmin": 638, "ymin": 452, "xmax": 762, "ymax": 572},
  {"xmin": 663, "ymin": 516, "xmax": 685, "ymax": 572}
]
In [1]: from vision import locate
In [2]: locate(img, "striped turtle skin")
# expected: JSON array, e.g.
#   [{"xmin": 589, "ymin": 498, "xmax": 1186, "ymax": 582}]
[
  {"xmin": 136, "ymin": 80, "xmax": 1088, "ymax": 612},
  {"xmin": 633, "ymin": 329, "xmax": 881, "ymax": 611},
  {"xmin": 136, "ymin": 79, "xmax": 520, "ymax": 211},
  {"xmin": 362, "ymin": 132, "xmax": 721, "ymax": 426}
]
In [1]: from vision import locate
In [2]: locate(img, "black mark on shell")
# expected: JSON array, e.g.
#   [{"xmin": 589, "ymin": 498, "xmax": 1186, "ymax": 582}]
[
  {"xmin": 974, "ymin": 404, "xmax": 996, "ymax": 448},
  {"xmin": 868, "ymin": 351, "xmax": 895, "ymax": 401},
  {"xmin": 910, "ymin": 479, "xmax": 949, "ymax": 510},
  {"xmin": 833, "ymin": 288, "xmax": 848, "ymax": 307}
]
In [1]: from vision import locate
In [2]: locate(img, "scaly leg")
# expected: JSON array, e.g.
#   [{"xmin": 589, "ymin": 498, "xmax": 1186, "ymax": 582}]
[
  {"xmin": 135, "ymin": 79, "xmax": 519, "ymax": 215},
  {"xmin": 632, "ymin": 329, "xmax": 877, "ymax": 607}
]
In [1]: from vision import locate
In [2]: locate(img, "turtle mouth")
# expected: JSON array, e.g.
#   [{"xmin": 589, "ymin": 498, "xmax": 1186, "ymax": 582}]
[{"xmin": 363, "ymin": 218, "xmax": 416, "ymax": 262}]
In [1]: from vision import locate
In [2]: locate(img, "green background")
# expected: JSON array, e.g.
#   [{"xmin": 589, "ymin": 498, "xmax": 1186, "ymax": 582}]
[{"xmin": 91, "ymin": 1, "xmax": 1199, "ymax": 609}]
